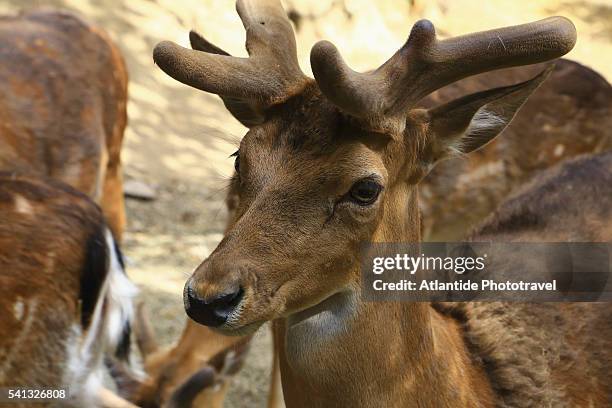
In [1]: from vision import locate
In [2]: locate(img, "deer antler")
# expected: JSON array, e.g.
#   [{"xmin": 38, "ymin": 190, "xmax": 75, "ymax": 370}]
[
  {"xmin": 153, "ymin": 0, "xmax": 308, "ymax": 109},
  {"xmin": 310, "ymin": 17, "xmax": 576, "ymax": 124}
]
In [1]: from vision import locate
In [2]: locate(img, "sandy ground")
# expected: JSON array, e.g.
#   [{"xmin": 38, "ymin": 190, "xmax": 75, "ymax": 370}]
[{"xmin": 1, "ymin": 0, "xmax": 609, "ymax": 406}]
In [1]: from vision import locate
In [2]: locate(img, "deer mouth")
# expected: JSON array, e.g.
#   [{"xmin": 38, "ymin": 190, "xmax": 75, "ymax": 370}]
[
  {"xmin": 214, "ymin": 318, "xmax": 265, "ymax": 337},
  {"xmin": 208, "ymin": 276, "xmax": 303, "ymax": 335},
  {"xmin": 185, "ymin": 298, "xmax": 264, "ymax": 336}
]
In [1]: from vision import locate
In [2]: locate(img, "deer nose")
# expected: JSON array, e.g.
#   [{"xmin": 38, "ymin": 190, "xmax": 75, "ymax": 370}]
[{"xmin": 184, "ymin": 283, "xmax": 244, "ymax": 327}]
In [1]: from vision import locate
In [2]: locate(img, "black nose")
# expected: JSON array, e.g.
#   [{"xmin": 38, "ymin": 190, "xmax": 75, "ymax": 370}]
[{"xmin": 184, "ymin": 283, "xmax": 244, "ymax": 327}]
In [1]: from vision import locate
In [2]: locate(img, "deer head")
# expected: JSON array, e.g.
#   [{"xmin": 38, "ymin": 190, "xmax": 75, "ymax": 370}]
[{"xmin": 154, "ymin": 0, "xmax": 576, "ymax": 335}]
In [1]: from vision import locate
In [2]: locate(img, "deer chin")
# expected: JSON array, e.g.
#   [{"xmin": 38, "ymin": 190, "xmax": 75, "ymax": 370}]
[
  {"xmin": 211, "ymin": 319, "xmax": 265, "ymax": 337},
  {"xmin": 208, "ymin": 279, "xmax": 313, "ymax": 335}
]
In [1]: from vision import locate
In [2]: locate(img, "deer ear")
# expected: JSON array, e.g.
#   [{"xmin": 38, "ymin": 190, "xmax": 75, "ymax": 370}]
[
  {"xmin": 189, "ymin": 30, "xmax": 265, "ymax": 128},
  {"xmin": 425, "ymin": 66, "xmax": 553, "ymax": 162}
]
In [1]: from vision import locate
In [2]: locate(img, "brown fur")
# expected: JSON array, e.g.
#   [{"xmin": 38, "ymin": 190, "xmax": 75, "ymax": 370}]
[
  {"xmin": 434, "ymin": 302, "xmax": 611, "ymax": 408},
  {"xmin": 0, "ymin": 10, "xmax": 137, "ymax": 407},
  {"xmin": 0, "ymin": 173, "xmax": 111, "ymax": 407},
  {"xmin": 0, "ymin": 9, "xmax": 128, "ymax": 239},
  {"xmin": 471, "ymin": 151, "xmax": 612, "ymax": 242},
  {"xmin": 184, "ymin": 77, "xmax": 543, "ymax": 406},
  {"xmin": 434, "ymin": 153, "xmax": 612, "ymax": 407},
  {"xmin": 420, "ymin": 60, "xmax": 612, "ymax": 240},
  {"xmin": 155, "ymin": 3, "xmax": 609, "ymax": 406}
]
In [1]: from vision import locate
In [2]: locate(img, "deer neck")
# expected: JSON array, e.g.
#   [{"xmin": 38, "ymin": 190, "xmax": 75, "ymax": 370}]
[{"xmin": 280, "ymin": 185, "xmax": 494, "ymax": 407}]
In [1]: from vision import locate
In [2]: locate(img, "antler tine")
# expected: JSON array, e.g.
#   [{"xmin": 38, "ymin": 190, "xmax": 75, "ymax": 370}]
[
  {"xmin": 153, "ymin": 0, "xmax": 307, "ymax": 106},
  {"xmin": 236, "ymin": 0, "xmax": 297, "ymax": 60},
  {"xmin": 189, "ymin": 30, "xmax": 270, "ymax": 127},
  {"xmin": 311, "ymin": 17, "xmax": 576, "ymax": 121}
]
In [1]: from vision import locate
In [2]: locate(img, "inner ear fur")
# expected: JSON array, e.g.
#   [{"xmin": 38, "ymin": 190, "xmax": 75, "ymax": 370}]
[{"xmin": 426, "ymin": 65, "xmax": 554, "ymax": 160}]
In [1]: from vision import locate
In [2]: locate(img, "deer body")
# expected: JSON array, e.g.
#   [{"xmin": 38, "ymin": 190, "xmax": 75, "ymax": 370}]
[
  {"xmin": 420, "ymin": 60, "xmax": 612, "ymax": 240},
  {"xmin": 277, "ymin": 156, "xmax": 612, "ymax": 408},
  {"xmin": 434, "ymin": 152, "xmax": 612, "ymax": 407},
  {"xmin": 0, "ymin": 11, "xmax": 253, "ymax": 406},
  {"xmin": 0, "ymin": 10, "xmax": 138, "ymax": 407},
  {"xmin": 154, "ymin": 1, "xmax": 609, "ymax": 406},
  {"xmin": 0, "ymin": 9, "xmax": 128, "ymax": 239},
  {"xmin": 278, "ymin": 297, "xmax": 496, "ymax": 407},
  {"xmin": 469, "ymin": 152, "xmax": 612, "ymax": 243},
  {"xmin": 0, "ymin": 174, "xmax": 137, "ymax": 408}
]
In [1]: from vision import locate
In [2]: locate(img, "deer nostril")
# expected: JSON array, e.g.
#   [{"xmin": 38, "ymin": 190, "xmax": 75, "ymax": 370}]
[
  {"xmin": 215, "ymin": 288, "xmax": 243, "ymax": 308},
  {"xmin": 184, "ymin": 284, "xmax": 244, "ymax": 327}
]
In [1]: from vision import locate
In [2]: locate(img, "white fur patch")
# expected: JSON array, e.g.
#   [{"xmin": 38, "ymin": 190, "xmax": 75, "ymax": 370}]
[
  {"xmin": 63, "ymin": 228, "xmax": 139, "ymax": 403},
  {"xmin": 103, "ymin": 228, "xmax": 138, "ymax": 349},
  {"xmin": 286, "ymin": 289, "xmax": 358, "ymax": 359},
  {"xmin": 452, "ymin": 108, "xmax": 507, "ymax": 154},
  {"xmin": 466, "ymin": 109, "xmax": 506, "ymax": 137},
  {"xmin": 13, "ymin": 299, "xmax": 24, "ymax": 321},
  {"xmin": 64, "ymin": 324, "xmax": 98, "ymax": 403},
  {"xmin": 0, "ymin": 298, "xmax": 37, "ymax": 378},
  {"xmin": 13, "ymin": 194, "xmax": 33, "ymax": 215}
]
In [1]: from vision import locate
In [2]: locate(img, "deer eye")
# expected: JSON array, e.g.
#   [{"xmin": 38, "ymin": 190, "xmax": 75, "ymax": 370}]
[
  {"xmin": 231, "ymin": 150, "xmax": 240, "ymax": 174},
  {"xmin": 349, "ymin": 179, "xmax": 382, "ymax": 206}
]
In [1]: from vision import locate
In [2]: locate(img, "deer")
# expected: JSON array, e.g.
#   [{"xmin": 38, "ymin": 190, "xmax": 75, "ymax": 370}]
[
  {"xmin": 0, "ymin": 173, "xmax": 139, "ymax": 408},
  {"xmin": 433, "ymin": 151, "xmax": 612, "ymax": 407},
  {"xmin": 0, "ymin": 9, "xmax": 142, "ymax": 406},
  {"xmin": 470, "ymin": 151, "xmax": 612, "ymax": 244},
  {"xmin": 0, "ymin": 174, "xmax": 242, "ymax": 408},
  {"xmin": 153, "ymin": 0, "xmax": 612, "ymax": 406},
  {"xmin": 0, "ymin": 9, "xmax": 253, "ymax": 406},
  {"xmin": 419, "ymin": 59, "xmax": 612, "ymax": 240},
  {"xmin": 0, "ymin": 8, "xmax": 128, "ymax": 241},
  {"xmin": 0, "ymin": 8, "xmax": 241, "ymax": 407}
]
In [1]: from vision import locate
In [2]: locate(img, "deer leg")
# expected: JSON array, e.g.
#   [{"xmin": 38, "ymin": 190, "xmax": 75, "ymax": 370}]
[{"xmin": 101, "ymin": 160, "xmax": 126, "ymax": 242}]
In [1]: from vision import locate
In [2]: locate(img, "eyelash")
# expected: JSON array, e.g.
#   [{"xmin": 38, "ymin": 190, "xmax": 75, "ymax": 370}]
[{"xmin": 231, "ymin": 150, "xmax": 240, "ymax": 174}]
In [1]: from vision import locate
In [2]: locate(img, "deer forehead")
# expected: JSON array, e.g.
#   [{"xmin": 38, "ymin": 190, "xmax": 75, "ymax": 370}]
[
  {"xmin": 240, "ymin": 106, "xmax": 402, "ymax": 180},
  {"xmin": 241, "ymin": 130, "xmax": 390, "ymax": 191}
]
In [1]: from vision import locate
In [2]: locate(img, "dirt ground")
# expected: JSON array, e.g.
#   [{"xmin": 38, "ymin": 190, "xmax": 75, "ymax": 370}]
[{"xmin": 1, "ymin": 0, "xmax": 609, "ymax": 406}]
